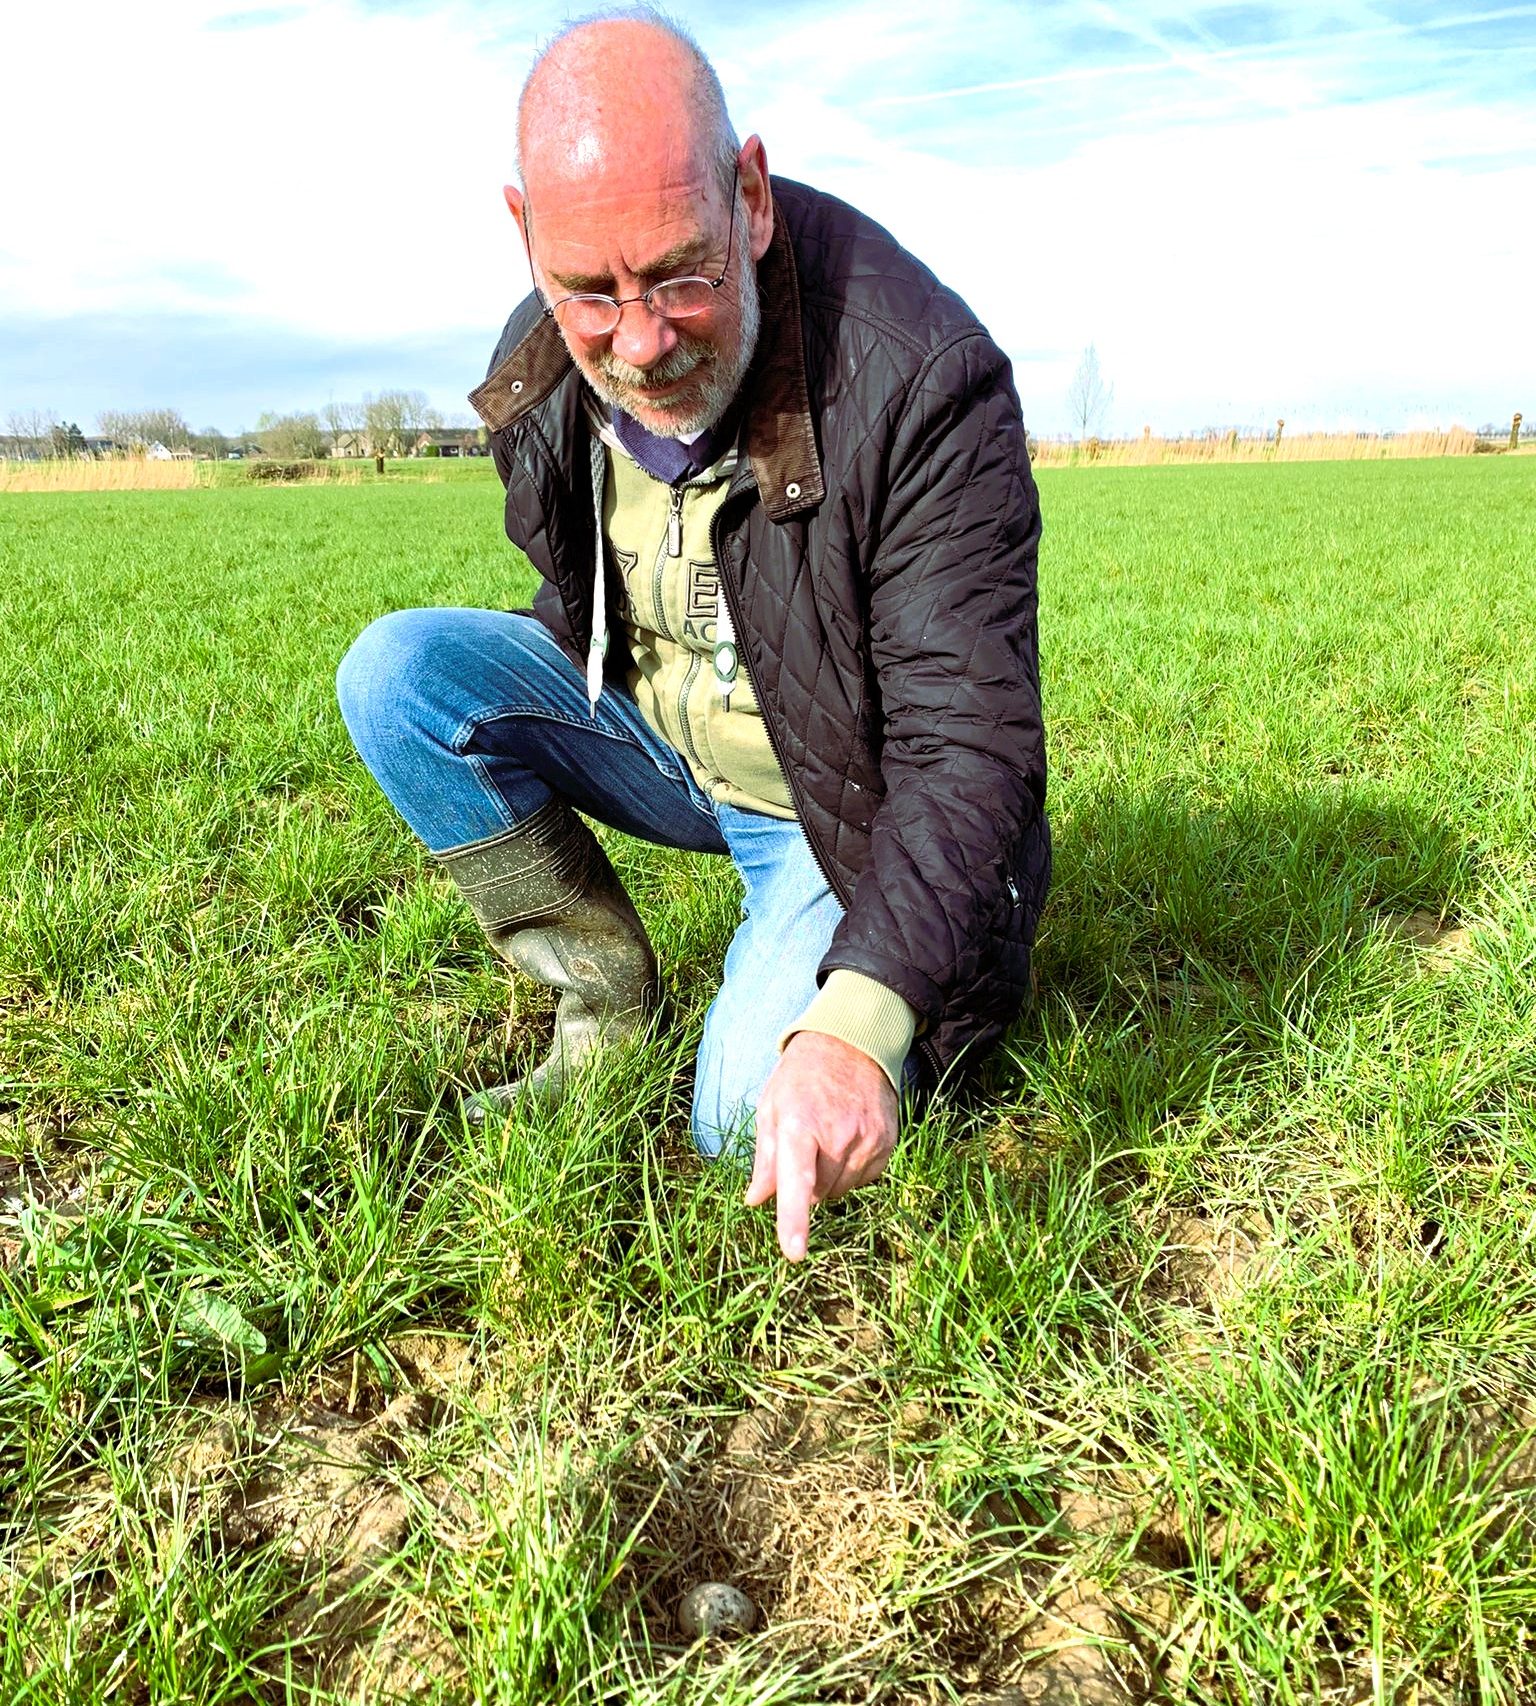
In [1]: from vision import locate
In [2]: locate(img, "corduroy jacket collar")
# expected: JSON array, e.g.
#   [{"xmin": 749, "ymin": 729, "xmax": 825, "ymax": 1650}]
[{"xmin": 468, "ymin": 195, "xmax": 824, "ymax": 523}]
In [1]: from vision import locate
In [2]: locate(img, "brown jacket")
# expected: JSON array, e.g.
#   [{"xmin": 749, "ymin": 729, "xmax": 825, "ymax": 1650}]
[{"xmin": 470, "ymin": 177, "xmax": 1050, "ymax": 1085}]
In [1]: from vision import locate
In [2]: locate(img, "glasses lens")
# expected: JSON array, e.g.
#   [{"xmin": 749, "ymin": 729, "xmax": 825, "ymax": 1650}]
[
  {"xmin": 648, "ymin": 279, "xmax": 715, "ymax": 320},
  {"xmin": 554, "ymin": 296, "xmax": 620, "ymax": 337}
]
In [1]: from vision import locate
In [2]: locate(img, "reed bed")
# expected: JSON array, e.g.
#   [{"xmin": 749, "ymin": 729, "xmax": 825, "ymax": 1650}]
[
  {"xmin": 0, "ymin": 457, "xmax": 400, "ymax": 493},
  {"xmin": 0, "ymin": 455, "xmax": 204, "ymax": 493},
  {"xmin": 1034, "ymin": 426, "xmax": 1480, "ymax": 467}
]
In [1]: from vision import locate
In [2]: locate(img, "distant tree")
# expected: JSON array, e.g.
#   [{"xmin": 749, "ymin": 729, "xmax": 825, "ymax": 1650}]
[
  {"xmin": 362, "ymin": 392, "xmax": 403, "ymax": 457},
  {"xmin": 320, "ymin": 398, "xmax": 363, "ymax": 452},
  {"xmin": 192, "ymin": 425, "xmax": 230, "ymax": 459},
  {"xmin": 5, "ymin": 407, "xmax": 55, "ymax": 457},
  {"xmin": 363, "ymin": 389, "xmax": 437, "ymax": 457},
  {"xmin": 147, "ymin": 408, "xmax": 192, "ymax": 450},
  {"xmin": 97, "ymin": 408, "xmax": 193, "ymax": 452},
  {"xmin": 50, "ymin": 421, "xmax": 86, "ymax": 457},
  {"xmin": 96, "ymin": 410, "xmax": 138, "ymax": 448},
  {"xmin": 255, "ymin": 410, "xmax": 327, "ymax": 459},
  {"xmin": 1065, "ymin": 344, "xmax": 1113, "ymax": 440}
]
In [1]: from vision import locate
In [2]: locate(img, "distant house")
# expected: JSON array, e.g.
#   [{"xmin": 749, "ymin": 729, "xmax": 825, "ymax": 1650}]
[
  {"xmin": 83, "ymin": 435, "xmax": 120, "ymax": 457},
  {"xmin": 327, "ymin": 429, "xmax": 370, "ymax": 459},
  {"xmin": 411, "ymin": 428, "xmax": 485, "ymax": 458}
]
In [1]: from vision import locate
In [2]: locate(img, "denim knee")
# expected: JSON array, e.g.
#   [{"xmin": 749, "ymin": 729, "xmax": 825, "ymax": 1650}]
[
  {"xmin": 690, "ymin": 1096, "xmax": 755, "ymax": 1164},
  {"xmin": 336, "ymin": 607, "xmax": 432, "ymax": 736},
  {"xmin": 691, "ymin": 1014, "xmax": 765, "ymax": 1164}
]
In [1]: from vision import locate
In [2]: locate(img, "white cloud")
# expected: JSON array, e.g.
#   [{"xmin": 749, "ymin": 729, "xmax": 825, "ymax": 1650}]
[
  {"xmin": 4, "ymin": 0, "xmax": 1532, "ymax": 429},
  {"xmin": 4, "ymin": 0, "xmax": 533, "ymax": 340},
  {"xmin": 715, "ymin": 0, "xmax": 1536, "ymax": 433}
]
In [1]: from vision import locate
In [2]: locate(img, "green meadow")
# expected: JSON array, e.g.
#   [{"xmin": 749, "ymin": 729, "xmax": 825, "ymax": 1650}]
[{"xmin": 1, "ymin": 455, "xmax": 1533, "ymax": 1703}]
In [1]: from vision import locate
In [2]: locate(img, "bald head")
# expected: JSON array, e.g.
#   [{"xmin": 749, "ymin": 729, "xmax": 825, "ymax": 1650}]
[
  {"xmin": 504, "ymin": 9, "xmax": 774, "ymax": 438},
  {"xmin": 517, "ymin": 8, "xmax": 738, "ymax": 205}
]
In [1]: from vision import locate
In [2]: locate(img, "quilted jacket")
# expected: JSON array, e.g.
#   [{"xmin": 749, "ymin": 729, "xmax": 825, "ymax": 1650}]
[{"xmin": 468, "ymin": 177, "xmax": 1050, "ymax": 1085}]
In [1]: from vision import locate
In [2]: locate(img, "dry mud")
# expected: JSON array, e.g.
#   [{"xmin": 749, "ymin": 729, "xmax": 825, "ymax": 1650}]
[{"xmin": 1383, "ymin": 907, "xmax": 1476, "ymax": 965}]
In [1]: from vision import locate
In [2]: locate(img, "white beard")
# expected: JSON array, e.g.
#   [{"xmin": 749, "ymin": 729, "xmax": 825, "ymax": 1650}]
[{"xmin": 584, "ymin": 226, "xmax": 761, "ymax": 437}]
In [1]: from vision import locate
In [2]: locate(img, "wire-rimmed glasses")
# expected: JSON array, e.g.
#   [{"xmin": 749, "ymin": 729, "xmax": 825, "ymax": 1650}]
[{"xmin": 538, "ymin": 162, "xmax": 740, "ymax": 339}]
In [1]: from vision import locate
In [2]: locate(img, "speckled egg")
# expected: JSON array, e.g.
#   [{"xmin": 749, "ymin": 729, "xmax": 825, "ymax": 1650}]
[{"xmin": 677, "ymin": 1580, "xmax": 758, "ymax": 1640}]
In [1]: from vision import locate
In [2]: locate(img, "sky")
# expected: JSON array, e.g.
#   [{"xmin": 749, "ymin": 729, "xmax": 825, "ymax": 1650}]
[{"xmin": 3, "ymin": 0, "xmax": 1533, "ymax": 438}]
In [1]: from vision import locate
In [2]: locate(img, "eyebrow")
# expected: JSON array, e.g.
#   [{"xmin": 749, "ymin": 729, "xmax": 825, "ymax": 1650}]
[{"xmin": 547, "ymin": 236, "xmax": 709, "ymax": 294}]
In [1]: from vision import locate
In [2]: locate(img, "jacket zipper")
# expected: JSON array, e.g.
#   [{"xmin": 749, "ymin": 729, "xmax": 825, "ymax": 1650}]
[
  {"xmin": 676, "ymin": 652, "xmax": 706, "ymax": 770},
  {"xmin": 708, "ymin": 489, "xmax": 943, "ymax": 1082},
  {"xmin": 667, "ymin": 484, "xmax": 684, "ymax": 558},
  {"xmin": 666, "ymin": 483, "xmax": 709, "ymax": 766},
  {"xmin": 648, "ymin": 486, "xmax": 685, "ymax": 640}
]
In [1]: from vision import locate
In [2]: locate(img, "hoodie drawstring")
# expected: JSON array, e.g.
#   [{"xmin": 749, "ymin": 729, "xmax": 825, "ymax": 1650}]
[{"xmin": 586, "ymin": 434, "xmax": 608, "ymax": 712}]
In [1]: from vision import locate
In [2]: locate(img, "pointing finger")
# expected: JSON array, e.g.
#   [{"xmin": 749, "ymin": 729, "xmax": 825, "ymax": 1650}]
[{"xmin": 775, "ymin": 1126, "xmax": 817, "ymax": 1263}]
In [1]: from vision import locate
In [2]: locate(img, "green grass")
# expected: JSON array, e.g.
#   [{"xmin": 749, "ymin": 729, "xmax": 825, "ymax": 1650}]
[{"xmin": 1, "ymin": 456, "xmax": 1533, "ymax": 1702}]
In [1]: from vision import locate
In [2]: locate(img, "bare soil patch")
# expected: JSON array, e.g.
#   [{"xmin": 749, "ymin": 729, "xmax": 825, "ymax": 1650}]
[
  {"xmin": 1153, "ymin": 1208, "xmax": 1284, "ymax": 1314},
  {"xmin": 608, "ymin": 1391, "xmax": 1144, "ymax": 1699},
  {"xmin": 0, "ymin": 1119, "xmax": 95, "ymax": 1270},
  {"xmin": 1384, "ymin": 908, "xmax": 1475, "ymax": 965}
]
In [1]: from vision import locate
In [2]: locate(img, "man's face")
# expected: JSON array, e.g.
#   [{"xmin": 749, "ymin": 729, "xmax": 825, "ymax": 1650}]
[{"xmin": 519, "ymin": 152, "xmax": 761, "ymax": 438}]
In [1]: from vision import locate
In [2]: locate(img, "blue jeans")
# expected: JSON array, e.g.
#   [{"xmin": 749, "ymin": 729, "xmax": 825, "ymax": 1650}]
[{"xmin": 336, "ymin": 608, "xmax": 846, "ymax": 1156}]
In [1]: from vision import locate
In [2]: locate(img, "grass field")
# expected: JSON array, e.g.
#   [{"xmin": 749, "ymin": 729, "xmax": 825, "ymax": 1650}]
[{"xmin": 2, "ymin": 456, "xmax": 1534, "ymax": 1703}]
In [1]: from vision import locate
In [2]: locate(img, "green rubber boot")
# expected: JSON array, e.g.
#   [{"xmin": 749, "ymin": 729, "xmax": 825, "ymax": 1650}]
[{"xmin": 437, "ymin": 799, "xmax": 659, "ymax": 1119}]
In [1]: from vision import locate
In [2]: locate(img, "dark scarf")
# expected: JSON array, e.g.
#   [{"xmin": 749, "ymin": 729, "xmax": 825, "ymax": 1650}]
[{"xmin": 611, "ymin": 404, "xmax": 738, "ymax": 485}]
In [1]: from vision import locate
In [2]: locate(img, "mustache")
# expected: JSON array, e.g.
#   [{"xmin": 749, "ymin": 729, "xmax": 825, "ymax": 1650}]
[{"xmin": 596, "ymin": 337, "xmax": 713, "ymax": 390}]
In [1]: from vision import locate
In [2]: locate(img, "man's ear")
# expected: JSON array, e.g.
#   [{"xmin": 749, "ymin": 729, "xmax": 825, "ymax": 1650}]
[
  {"xmin": 504, "ymin": 184, "xmax": 537, "ymax": 287},
  {"xmin": 738, "ymin": 136, "xmax": 774, "ymax": 265}
]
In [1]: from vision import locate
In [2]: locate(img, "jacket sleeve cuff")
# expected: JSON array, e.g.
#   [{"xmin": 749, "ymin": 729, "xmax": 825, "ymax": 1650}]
[{"xmin": 778, "ymin": 969, "xmax": 917, "ymax": 1093}]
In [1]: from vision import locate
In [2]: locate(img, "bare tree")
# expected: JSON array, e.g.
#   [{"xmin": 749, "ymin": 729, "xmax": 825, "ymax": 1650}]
[
  {"xmin": 320, "ymin": 397, "xmax": 362, "ymax": 453},
  {"xmin": 96, "ymin": 410, "xmax": 140, "ymax": 449},
  {"xmin": 362, "ymin": 391, "xmax": 404, "ymax": 457},
  {"xmin": 255, "ymin": 411, "xmax": 327, "ymax": 459},
  {"xmin": 1065, "ymin": 345, "xmax": 1113, "ymax": 440},
  {"xmin": 97, "ymin": 408, "xmax": 193, "ymax": 452},
  {"xmin": 363, "ymin": 389, "xmax": 437, "ymax": 456},
  {"xmin": 5, "ymin": 407, "xmax": 56, "ymax": 457}
]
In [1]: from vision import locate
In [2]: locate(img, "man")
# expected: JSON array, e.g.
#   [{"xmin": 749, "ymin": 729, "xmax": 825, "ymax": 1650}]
[{"xmin": 336, "ymin": 7, "xmax": 1048, "ymax": 1263}]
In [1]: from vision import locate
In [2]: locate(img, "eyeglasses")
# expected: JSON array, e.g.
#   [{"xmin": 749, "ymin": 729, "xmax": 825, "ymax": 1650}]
[{"xmin": 537, "ymin": 162, "xmax": 740, "ymax": 340}]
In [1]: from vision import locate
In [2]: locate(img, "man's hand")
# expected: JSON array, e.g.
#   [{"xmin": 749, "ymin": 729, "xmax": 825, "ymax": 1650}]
[{"xmin": 745, "ymin": 1031, "xmax": 899, "ymax": 1262}]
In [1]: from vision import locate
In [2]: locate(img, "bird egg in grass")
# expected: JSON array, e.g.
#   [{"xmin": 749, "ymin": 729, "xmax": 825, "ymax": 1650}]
[{"xmin": 678, "ymin": 1580, "xmax": 757, "ymax": 1639}]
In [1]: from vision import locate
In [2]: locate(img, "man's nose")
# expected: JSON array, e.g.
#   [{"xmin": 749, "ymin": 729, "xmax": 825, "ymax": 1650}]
[{"xmin": 609, "ymin": 296, "xmax": 678, "ymax": 370}]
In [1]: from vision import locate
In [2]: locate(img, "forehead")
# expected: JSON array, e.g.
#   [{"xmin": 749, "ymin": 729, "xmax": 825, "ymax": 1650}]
[{"xmin": 525, "ymin": 141, "xmax": 720, "ymax": 279}]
